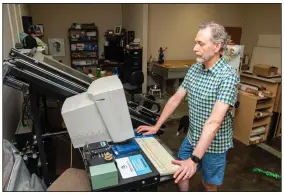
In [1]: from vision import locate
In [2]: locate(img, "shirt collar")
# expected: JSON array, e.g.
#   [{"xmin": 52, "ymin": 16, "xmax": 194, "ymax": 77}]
[{"xmin": 200, "ymin": 57, "xmax": 224, "ymax": 75}]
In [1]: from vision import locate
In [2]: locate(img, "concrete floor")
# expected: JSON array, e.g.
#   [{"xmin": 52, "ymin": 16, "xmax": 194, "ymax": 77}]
[{"xmin": 53, "ymin": 93, "xmax": 281, "ymax": 192}]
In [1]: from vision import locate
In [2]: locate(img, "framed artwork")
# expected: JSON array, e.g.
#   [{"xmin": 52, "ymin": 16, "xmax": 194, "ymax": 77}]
[
  {"xmin": 48, "ymin": 38, "xmax": 65, "ymax": 56},
  {"xmin": 114, "ymin": 26, "xmax": 122, "ymax": 35},
  {"xmin": 31, "ymin": 24, "xmax": 44, "ymax": 36}
]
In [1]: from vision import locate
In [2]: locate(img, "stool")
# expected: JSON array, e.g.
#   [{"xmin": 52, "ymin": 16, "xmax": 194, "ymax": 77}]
[
  {"xmin": 149, "ymin": 88, "xmax": 161, "ymax": 98},
  {"xmin": 47, "ymin": 168, "xmax": 91, "ymax": 191}
]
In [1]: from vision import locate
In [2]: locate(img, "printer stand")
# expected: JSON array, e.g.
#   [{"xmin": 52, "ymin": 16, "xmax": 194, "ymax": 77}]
[{"xmin": 30, "ymin": 88, "xmax": 51, "ymax": 186}]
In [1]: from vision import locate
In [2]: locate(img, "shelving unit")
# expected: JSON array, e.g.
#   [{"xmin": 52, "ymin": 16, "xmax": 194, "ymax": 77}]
[
  {"xmin": 68, "ymin": 26, "xmax": 99, "ymax": 73},
  {"xmin": 233, "ymin": 73, "xmax": 281, "ymax": 145},
  {"xmin": 104, "ymin": 34, "xmax": 126, "ymax": 62}
]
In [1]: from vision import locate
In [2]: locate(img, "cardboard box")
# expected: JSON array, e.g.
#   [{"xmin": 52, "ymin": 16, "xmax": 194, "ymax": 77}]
[{"xmin": 253, "ymin": 64, "xmax": 278, "ymax": 77}]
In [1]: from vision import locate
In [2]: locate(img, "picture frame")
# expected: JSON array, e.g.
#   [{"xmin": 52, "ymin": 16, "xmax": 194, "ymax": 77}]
[
  {"xmin": 48, "ymin": 38, "xmax": 65, "ymax": 56},
  {"xmin": 33, "ymin": 24, "xmax": 44, "ymax": 35},
  {"xmin": 114, "ymin": 25, "xmax": 122, "ymax": 35}
]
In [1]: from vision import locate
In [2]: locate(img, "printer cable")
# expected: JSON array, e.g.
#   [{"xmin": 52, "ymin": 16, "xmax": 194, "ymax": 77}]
[{"xmin": 70, "ymin": 142, "xmax": 73, "ymax": 168}]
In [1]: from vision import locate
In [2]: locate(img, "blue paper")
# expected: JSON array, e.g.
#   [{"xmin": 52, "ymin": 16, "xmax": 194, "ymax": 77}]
[
  {"xmin": 112, "ymin": 139, "xmax": 140, "ymax": 157},
  {"xmin": 129, "ymin": 154, "xmax": 152, "ymax": 175},
  {"xmin": 112, "ymin": 129, "xmax": 155, "ymax": 158}
]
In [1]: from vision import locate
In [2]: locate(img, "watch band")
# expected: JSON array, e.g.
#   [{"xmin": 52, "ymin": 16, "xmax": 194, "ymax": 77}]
[{"xmin": 191, "ymin": 155, "xmax": 201, "ymax": 164}]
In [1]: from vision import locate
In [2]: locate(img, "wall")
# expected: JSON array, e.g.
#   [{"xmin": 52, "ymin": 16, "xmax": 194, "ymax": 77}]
[
  {"xmin": 19, "ymin": 4, "xmax": 30, "ymax": 16},
  {"xmin": 241, "ymin": 4, "xmax": 281, "ymax": 55},
  {"xmin": 148, "ymin": 4, "xmax": 281, "ymax": 60},
  {"xmin": 3, "ymin": 5, "xmax": 14, "ymax": 59},
  {"xmin": 148, "ymin": 4, "xmax": 246, "ymax": 60},
  {"xmin": 2, "ymin": 4, "xmax": 28, "ymax": 141},
  {"xmin": 122, "ymin": 4, "xmax": 144, "ymax": 44},
  {"xmin": 142, "ymin": 5, "xmax": 149, "ymax": 93},
  {"xmin": 29, "ymin": 4, "xmax": 123, "ymax": 65}
]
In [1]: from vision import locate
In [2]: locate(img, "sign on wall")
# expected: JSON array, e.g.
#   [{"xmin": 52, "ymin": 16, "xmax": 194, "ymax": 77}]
[{"xmin": 48, "ymin": 38, "xmax": 65, "ymax": 56}]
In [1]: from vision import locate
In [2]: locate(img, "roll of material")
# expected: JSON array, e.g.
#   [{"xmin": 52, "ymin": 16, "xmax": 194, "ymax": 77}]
[
  {"xmin": 254, "ymin": 111, "xmax": 272, "ymax": 119},
  {"xmin": 254, "ymin": 111, "xmax": 263, "ymax": 118},
  {"xmin": 250, "ymin": 126, "xmax": 266, "ymax": 137}
]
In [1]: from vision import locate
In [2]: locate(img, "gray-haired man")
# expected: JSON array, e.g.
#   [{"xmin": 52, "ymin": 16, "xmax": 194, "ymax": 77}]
[{"xmin": 137, "ymin": 21, "xmax": 239, "ymax": 191}]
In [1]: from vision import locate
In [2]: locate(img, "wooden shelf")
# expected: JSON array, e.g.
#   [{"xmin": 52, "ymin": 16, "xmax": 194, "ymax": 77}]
[
  {"xmin": 238, "ymin": 90, "xmax": 269, "ymax": 101},
  {"xmin": 250, "ymin": 129, "xmax": 266, "ymax": 137},
  {"xmin": 256, "ymin": 103, "xmax": 273, "ymax": 110},
  {"xmin": 252, "ymin": 118, "xmax": 270, "ymax": 128},
  {"xmin": 249, "ymin": 136, "xmax": 265, "ymax": 145},
  {"xmin": 234, "ymin": 73, "xmax": 280, "ymax": 145},
  {"xmin": 254, "ymin": 112, "xmax": 273, "ymax": 119}
]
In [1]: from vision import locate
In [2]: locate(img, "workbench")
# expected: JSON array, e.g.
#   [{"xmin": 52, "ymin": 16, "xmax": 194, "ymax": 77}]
[{"xmin": 150, "ymin": 60, "xmax": 196, "ymax": 94}]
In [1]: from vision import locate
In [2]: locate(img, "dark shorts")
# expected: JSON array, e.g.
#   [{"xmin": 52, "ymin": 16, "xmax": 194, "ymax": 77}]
[{"xmin": 178, "ymin": 137, "xmax": 227, "ymax": 185}]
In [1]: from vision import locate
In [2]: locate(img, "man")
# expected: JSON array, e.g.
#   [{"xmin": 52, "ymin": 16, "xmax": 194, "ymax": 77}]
[{"xmin": 136, "ymin": 21, "xmax": 240, "ymax": 191}]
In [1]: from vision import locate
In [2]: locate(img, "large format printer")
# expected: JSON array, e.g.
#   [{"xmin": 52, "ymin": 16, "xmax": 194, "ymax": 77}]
[{"xmin": 3, "ymin": 48, "xmax": 164, "ymax": 186}]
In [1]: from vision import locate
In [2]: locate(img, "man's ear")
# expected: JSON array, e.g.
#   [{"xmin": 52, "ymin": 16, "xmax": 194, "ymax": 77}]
[{"xmin": 214, "ymin": 42, "xmax": 222, "ymax": 53}]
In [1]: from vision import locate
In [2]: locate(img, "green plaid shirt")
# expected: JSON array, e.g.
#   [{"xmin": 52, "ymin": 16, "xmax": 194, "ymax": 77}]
[{"xmin": 180, "ymin": 57, "xmax": 240, "ymax": 153}]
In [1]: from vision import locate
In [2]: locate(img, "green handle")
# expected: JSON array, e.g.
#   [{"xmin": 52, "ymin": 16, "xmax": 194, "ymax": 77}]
[{"xmin": 253, "ymin": 168, "xmax": 281, "ymax": 180}]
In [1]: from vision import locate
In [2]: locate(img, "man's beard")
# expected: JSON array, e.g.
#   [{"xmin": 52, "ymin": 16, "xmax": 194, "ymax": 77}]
[{"xmin": 196, "ymin": 51, "xmax": 215, "ymax": 63}]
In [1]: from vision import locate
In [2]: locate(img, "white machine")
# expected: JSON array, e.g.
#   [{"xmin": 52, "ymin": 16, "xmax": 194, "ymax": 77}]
[
  {"xmin": 222, "ymin": 44, "xmax": 244, "ymax": 74},
  {"xmin": 61, "ymin": 75, "xmax": 135, "ymax": 148}
]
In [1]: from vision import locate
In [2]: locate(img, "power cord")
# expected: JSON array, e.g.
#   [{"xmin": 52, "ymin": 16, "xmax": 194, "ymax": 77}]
[{"xmin": 70, "ymin": 142, "xmax": 73, "ymax": 168}]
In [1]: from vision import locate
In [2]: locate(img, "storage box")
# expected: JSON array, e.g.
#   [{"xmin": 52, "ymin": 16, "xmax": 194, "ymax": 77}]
[
  {"xmin": 253, "ymin": 64, "xmax": 278, "ymax": 77},
  {"xmin": 89, "ymin": 162, "xmax": 118, "ymax": 190}
]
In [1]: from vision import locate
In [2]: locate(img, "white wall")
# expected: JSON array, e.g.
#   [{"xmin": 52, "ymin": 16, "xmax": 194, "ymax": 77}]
[{"xmin": 2, "ymin": 4, "xmax": 28, "ymax": 141}]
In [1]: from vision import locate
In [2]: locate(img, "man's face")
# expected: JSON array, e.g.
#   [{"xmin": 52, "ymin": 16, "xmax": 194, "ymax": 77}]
[{"xmin": 193, "ymin": 27, "xmax": 220, "ymax": 63}]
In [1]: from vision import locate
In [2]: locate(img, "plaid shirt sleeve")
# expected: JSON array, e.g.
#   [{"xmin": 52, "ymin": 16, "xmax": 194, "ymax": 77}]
[{"xmin": 216, "ymin": 73, "xmax": 240, "ymax": 107}]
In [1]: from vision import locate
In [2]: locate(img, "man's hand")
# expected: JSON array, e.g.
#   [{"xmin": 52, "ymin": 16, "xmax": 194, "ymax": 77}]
[
  {"xmin": 136, "ymin": 125, "xmax": 158, "ymax": 135},
  {"xmin": 172, "ymin": 159, "xmax": 198, "ymax": 183}
]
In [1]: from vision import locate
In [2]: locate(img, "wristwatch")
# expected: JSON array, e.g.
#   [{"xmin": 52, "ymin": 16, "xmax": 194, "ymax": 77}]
[{"xmin": 190, "ymin": 155, "xmax": 201, "ymax": 164}]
